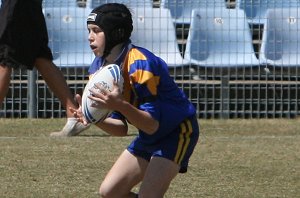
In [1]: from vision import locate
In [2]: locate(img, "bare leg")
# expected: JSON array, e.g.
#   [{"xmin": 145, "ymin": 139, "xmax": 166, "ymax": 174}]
[
  {"xmin": 0, "ymin": 65, "xmax": 12, "ymax": 108},
  {"xmin": 34, "ymin": 58, "xmax": 89, "ymax": 136},
  {"xmin": 99, "ymin": 150, "xmax": 180, "ymax": 198},
  {"xmin": 138, "ymin": 157, "xmax": 180, "ymax": 198},
  {"xmin": 99, "ymin": 150, "xmax": 148, "ymax": 198}
]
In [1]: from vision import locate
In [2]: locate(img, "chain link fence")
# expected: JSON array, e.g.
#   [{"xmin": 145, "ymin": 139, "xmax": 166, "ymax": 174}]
[{"xmin": 1, "ymin": 0, "xmax": 300, "ymax": 119}]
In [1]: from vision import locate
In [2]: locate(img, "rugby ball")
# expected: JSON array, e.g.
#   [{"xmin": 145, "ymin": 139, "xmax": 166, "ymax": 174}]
[{"xmin": 81, "ymin": 64, "xmax": 124, "ymax": 123}]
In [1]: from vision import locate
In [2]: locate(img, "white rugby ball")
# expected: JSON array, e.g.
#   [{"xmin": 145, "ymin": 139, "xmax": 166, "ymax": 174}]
[{"xmin": 81, "ymin": 64, "xmax": 124, "ymax": 123}]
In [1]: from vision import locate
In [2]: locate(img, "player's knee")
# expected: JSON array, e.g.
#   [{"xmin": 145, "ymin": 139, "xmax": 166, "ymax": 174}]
[
  {"xmin": 99, "ymin": 182, "xmax": 134, "ymax": 198},
  {"xmin": 98, "ymin": 182, "xmax": 116, "ymax": 198},
  {"xmin": 98, "ymin": 184, "xmax": 108, "ymax": 198}
]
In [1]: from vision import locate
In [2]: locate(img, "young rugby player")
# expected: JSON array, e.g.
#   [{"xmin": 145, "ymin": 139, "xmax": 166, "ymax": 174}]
[{"xmin": 71, "ymin": 3, "xmax": 200, "ymax": 197}]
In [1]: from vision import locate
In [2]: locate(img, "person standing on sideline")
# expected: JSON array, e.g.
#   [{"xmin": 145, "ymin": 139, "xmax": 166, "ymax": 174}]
[
  {"xmin": 71, "ymin": 3, "xmax": 200, "ymax": 197},
  {"xmin": 0, "ymin": 0, "xmax": 89, "ymax": 136}
]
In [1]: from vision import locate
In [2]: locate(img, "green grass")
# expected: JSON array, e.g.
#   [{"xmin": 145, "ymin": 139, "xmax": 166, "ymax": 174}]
[{"xmin": 0, "ymin": 118, "xmax": 299, "ymax": 198}]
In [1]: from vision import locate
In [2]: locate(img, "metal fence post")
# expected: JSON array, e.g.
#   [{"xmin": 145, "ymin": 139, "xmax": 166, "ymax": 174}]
[
  {"xmin": 220, "ymin": 69, "xmax": 230, "ymax": 119},
  {"xmin": 28, "ymin": 68, "xmax": 37, "ymax": 118}
]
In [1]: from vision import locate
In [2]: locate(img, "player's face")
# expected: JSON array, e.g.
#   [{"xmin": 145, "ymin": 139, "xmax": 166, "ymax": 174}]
[{"xmin": 87, "ymin": 24, "xmax": 105, "ymax": 57}]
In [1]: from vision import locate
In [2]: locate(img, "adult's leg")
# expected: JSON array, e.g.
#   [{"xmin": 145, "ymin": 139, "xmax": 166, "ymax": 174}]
[
  {"xmin": 0, "ymin": 65, "xmax": 12, "ymax": 108},
  {"xmin": 138, "ymin": 157, "xmax": 180, "ymax": 198},
  {"xmin": 0, "ymin": 0, "xmax": 88, "ymax": 136},
  {"xmin": 99, "ymin": 149, "xmax": 148, "ymax": 198},
  {"xmin": 34, "ymin": 58, "xmax": 89, "ymax": 136},
  {"xmin": 35, "ymin": 58, "xmax": 76, "ymax": 117},
  {"xmin": 0, "ymin": 0, "xmax": 14, "ymax": 108}
]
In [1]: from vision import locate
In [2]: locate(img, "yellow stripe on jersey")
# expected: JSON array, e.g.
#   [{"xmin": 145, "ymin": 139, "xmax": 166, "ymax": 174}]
[
  {"xmin": 174, "ymin": 119, "xmax": 192, "ymax": 164},
  {"xmin": 125, "ymin": 48, "xmax": 160, "ymax": 96},
  {"xmin": 127, "ymin": 48, "xmax": 147, "ymax": 66},
  {"xmin": 131, "ymin": 70, "xmax": 160, "ymax": 95}
]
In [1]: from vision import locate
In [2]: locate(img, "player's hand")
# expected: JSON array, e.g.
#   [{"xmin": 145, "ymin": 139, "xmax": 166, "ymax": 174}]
[
  {"xmin": 88, "ymin": 81, "xmax": 123, "ymax": 111},
  {"xmin": 69, "ymin": 94, "xmax": 88, "ymax": 125}
]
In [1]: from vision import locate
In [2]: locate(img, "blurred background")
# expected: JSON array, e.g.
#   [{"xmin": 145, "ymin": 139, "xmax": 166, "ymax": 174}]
[{"xmin": 1, "ymin": 0, "xmax": 300, "ymax": 119}]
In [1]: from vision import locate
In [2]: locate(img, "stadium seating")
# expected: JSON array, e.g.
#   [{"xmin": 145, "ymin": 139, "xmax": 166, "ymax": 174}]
[
  {"xmin": 184, "ymin": 8, "xmax": 260, "ymax": 67},
  {"xmin": 44, "ymin": 6, "xmax": 94, "ymax": 67},
  {"xmin": 260, "ymin": 8, "xmax": 300, "ymax": 67},
  {"xmin": 237, "ymin": 0, "xmax": 300, "ymax": 24},
  {"xmin": 42, "ymin": 0, "xmax": 79, "ymax": 7},
  {"xmin": 88, "ymin": 0, "xmax": 153, "ymax": 8},
  {"xmin": 161, "ymin": 0, "xmax": 226, "ymax": 24},
  {"xmin": 131, "ymin": 7, "xmax": 189, "ymax": 67},
  {"xmin": 43, "ymin": 0, "xmax": 153, "ymax": 9}
]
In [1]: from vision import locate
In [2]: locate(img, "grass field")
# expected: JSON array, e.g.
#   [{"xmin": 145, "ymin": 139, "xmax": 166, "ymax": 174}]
[{"xmin": 0, "ymin": 118, "xmax": 299, "ymax": 198}]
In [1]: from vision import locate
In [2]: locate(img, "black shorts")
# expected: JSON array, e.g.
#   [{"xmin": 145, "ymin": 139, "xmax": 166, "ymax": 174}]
[{"xmin": 0, "ymin": 0, "xmax": 53, "ymax": 69}]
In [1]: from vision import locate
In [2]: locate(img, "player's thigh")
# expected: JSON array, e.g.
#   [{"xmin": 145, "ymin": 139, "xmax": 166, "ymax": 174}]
[
  {"xmin": 139, "ymin": 156, "xmax": 180, "ymax": 198},
  {"xmin": 99, "ymin": 149, "xmax": 148, "ymax": 195}
]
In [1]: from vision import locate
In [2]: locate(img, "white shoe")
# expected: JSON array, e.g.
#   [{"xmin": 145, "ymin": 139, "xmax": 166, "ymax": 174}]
[{"xmin": 50, "ymin": 118, "xmax": 90, "ymax": 137}]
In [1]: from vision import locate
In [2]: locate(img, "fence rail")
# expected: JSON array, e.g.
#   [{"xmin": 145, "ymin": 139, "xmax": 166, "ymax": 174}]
[{"xmin": 1, "ymin": 66, "xmax": 299, "ymax": 119}]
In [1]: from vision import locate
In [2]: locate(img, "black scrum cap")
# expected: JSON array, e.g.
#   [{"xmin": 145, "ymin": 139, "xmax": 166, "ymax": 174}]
[{"xmin": 87, "ymin": 3, "xmax": 133, "ymax": 57}]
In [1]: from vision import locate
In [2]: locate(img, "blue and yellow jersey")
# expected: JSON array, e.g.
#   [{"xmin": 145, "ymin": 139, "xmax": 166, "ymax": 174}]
[{"xmin": 88, "ymin": 42, "xmax": 196, "ymax": 143}]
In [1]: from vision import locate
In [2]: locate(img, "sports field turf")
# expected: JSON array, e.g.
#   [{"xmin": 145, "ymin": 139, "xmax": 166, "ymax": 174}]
[{"xmin": 0, "ymin": 118, "xmax": 299, "ymax": 197}]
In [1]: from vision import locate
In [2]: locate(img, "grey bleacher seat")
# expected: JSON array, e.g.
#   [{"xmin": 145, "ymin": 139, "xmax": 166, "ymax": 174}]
[
  {"xmin": 260, "ymin": 8, "xmax": 300, "ymax": 67},
  {"xmin": 184, "ymin": 8, "xmax": 260, "ymax": 68},
  {"xmin": 43, "ymin": 0, "xmax": 78, "ymax": 7},
  {"xmin": 88, "ymin": 0, "xmax": 153, "ymax": 8},
  {"xmin": 44, "ymin": 6, "xmax": 94, "ymax": 67},
  {"xmin": 237, "ymin": 0, "xmax": 300, "ymax": 24},
  {"xmin": 161, "ymin": 0, "xmax": 226, "ymax": 24},
  {"xmin": 131, "ymin": 7, "xmax": 189, "ymax": 67}
]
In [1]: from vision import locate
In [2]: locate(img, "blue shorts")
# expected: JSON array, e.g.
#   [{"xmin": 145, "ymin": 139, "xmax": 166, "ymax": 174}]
[{"xmin": 127, "ymin": 115, "xmax": 199, "ymax": 173}]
